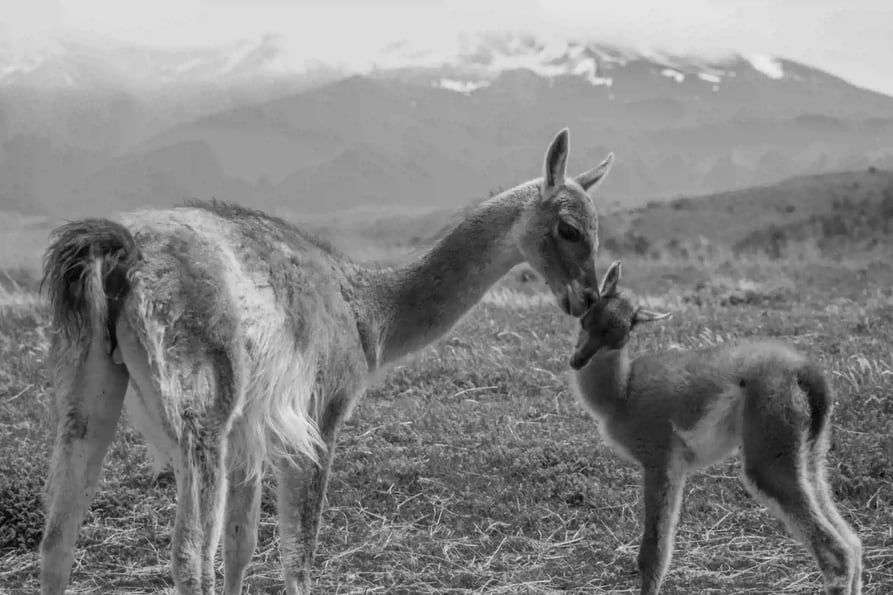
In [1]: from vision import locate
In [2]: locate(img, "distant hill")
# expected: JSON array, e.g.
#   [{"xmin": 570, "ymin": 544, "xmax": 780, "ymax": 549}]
[
  {"xmin": 2, "ymin": 168, "xmax": 891, "ymax": 274},
  {"xmin": 63, "ymin": 140, "xmax": 269, "ymax": 214},
  {"xmin": 306, "ymin": 168, "xmax": 893, "ymax": 260},
  {"xmin": 598, "ymin": 168, "xmax": 893, "ymax": 257}
]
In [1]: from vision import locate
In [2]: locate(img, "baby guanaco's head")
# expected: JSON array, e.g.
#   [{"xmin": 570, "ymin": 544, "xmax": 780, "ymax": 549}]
[{"xmin": 570, "ymin": 261, "xmax": 671, "ymax": 370}]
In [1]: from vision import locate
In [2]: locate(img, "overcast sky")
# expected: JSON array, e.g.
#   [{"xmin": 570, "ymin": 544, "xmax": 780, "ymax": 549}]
[{"xmin": 3, "ymin": 0, "xmax": 892, "ymax": 95}]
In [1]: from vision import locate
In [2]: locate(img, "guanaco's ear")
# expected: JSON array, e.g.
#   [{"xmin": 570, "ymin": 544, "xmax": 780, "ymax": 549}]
[
  {"xmin": 632, "ymin": 308, "xmax": 672, "ymax": 325},
  {"xmin": 543, "ymin": 128, "xmax": 569, "ymax": 190},
  {"xmin": 575, "ymin": 152, "xmax": 614, "ymax": 192},
  {"xmin": 598, "ymin": 260, "xmax": 621, "ymax": 297}
]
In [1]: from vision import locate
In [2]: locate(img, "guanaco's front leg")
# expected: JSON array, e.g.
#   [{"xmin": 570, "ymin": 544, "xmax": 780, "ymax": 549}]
[
  {"xmin": 637, "ymin": 459, "xmax": 686, "ymax": 595},
  {"xmin": 275, "ymin": 437, "xmax": 337, "ymax": 595},
  {"xmin": 275, "ymin": 392, "xmax": 351, "ymax": 595}
]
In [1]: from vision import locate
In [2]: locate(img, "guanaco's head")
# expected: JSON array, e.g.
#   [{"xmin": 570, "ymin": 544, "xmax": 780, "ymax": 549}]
[
  {"xmin": 518, "ymin": 128, "xmax": 614, "ymax": 317},
  {"xmin": 569, "ymin": 261, "xmax": 671, "ymax": 370}
]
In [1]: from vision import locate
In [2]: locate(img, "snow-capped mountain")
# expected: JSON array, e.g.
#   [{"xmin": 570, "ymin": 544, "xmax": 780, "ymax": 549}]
[
  {"xmin": 368, "ymin": 32, "xmax": 893, "ymax": 120},
  {"xmin": 3, "ymin": 30, "xmax": 893, "ymax": 218},
  {"xmin": 3, "ymin": 29, "xmax": 890, "ymax": 122},
  {"xmin": 368, "ymin": 32, "xmax": 796, "ymax": 90},
  {"xmin": 0, "ymin": 29, "xmax": 876, "ymax": 99}
]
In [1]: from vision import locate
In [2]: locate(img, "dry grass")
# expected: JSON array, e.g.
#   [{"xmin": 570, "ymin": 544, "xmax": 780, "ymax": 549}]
[{"xmin": 0, "ymin": 247, "xmax": 892, "ymax": 594}]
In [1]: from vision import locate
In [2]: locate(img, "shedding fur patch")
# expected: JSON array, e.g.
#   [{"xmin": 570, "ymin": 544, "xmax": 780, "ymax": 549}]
[
  {"xmin": 232, "ymin": 322, "xmax": 321, "ymax": 475},
  {"xmin": 120, "ymin": 209, "xmax": 326, "ymax": 480}
]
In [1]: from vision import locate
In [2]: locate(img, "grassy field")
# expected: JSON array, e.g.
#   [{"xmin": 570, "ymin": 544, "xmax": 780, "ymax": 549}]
[{"xmin": 0, "ymin": 228, "xmax": 892, "ymax": 593}]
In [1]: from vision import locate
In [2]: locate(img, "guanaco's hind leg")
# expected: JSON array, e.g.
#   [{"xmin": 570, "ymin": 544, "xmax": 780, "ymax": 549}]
[
  {"xmin": 741, "ymin": 424, "xmax": 855, "ymax": 595},
  {"xmin": 169, "ymin": 432, "xmax": 228, "ymax": 595},
  {"xmin": 637, "ymin": 457, "xmax": 687, "ymax": 595},
  {"xmin": 809, "ymin": 435, "xmax": 863, "ymax": 594},
  {"xmin": 223, "ymin": 458, "xmax": 262, "ymax": 595},
  {"xmin": 116, "ymin": 320, "xmax": 230, "ymax": 595},
  {"xmin": 40, "ymin": 333, "xmax": 129, "ymax": 595}
]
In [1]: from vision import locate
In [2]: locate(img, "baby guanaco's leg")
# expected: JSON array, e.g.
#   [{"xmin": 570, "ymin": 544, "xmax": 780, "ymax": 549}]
[
  {"xmin": 637, "ymin": 456, "xmax": 687, "ymax": 595},
  {"xmin": 809, "ymin": 431, "xmax": 863, "ymax": 594},
  {"xmin": 741, "ymin": 409, "xmax": 854, "ymax": 595}
]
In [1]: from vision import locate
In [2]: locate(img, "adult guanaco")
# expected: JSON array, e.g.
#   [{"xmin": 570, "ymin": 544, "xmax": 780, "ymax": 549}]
[{"xmin": 39, "ymin": 128, "xmax": 614, "ymax": 594}]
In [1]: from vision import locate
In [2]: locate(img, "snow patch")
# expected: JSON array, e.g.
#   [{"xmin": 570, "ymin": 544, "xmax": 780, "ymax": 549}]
[
  {"xmin": 435, "ymin": 78, "xmax": 490, "ymax": 94},
  {"xmin": 661, "ymin": 68, "xmax": 685, "ymax": 83},
  {"xmin": 572, "ymin": 58, "xmax": 613, "ymax": 86},
  {"xmin": 590, "ymin": 46, "xmax": 633, "ymax": 66},
  {"xmin": 747, "ymin": 54, "xmax": 784, "ymax": 79},
  {"xmin": 174, "ymin": 57, "xmax": 204, "ymax": 74},
  {"xmin": 566, "ymin": 44, "xmax": 586, "ymax": 60},
  {"xmin": 697, "ymin": 72, "xmax": 721, "ymax": 84},
  {"xmin": 384, "ymin": 35, "xmax": 616, "ymax": 88}
]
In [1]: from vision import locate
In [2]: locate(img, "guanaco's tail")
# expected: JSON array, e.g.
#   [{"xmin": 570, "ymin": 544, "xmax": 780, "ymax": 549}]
[
  {"xmin": 41, "ymin": 219, "xmax": 140, "ymax": 349},
  {"xmin": 741, "ymin": 349, "xmax": 832, "ymax": 446},
  {"xmin": 795, "ymin": 362, "xmax": 832, "ymax": 444}
]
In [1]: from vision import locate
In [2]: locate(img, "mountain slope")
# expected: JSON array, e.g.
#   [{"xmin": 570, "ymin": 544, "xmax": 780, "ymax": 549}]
[
  {"xmin": 64, "ymin": 140, "xmax": 273, "ymax": 214},
  {"xmin": 120, "ymin": 66, "xmax": 893, "ymax": 217}
]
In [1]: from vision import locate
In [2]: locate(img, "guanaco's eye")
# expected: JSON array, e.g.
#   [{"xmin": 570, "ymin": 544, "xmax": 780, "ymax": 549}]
[{"xmin": 557, "ymin": 220, "xmax": 582, "ymax": 243}]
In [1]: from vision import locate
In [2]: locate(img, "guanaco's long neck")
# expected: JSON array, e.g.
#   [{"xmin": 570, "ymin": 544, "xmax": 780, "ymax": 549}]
[
  {"xmin": 574, "ymin": 346, "xmax": 631, "ymax": 416},
  {"xmin": 361, "ymin": 183, "xmax": 538, "ymax": 367}
]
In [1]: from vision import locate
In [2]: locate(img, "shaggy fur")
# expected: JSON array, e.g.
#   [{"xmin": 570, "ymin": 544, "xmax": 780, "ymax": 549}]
[
  {"xmin": 569, "ymin": 262, "xmax": 862, "ymax": 595},
  {"xmin": 39, "ymin": 128, "xmax": 614, "ymax": 595}
]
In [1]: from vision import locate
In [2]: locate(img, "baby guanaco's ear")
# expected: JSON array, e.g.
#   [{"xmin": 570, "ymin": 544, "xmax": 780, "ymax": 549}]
[
  {"xmin": 598, "ymin": 261, "xmax": 621, "ymax": 297},
  {"xmin": 632, "ymin": 308, "xmax": 672, "ymax": 326}
]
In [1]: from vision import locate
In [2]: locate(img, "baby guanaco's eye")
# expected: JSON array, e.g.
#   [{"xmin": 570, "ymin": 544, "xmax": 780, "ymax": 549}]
[{"xmin": 557, "ymin": 220, "xmax": 582, "ymax": 243}]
